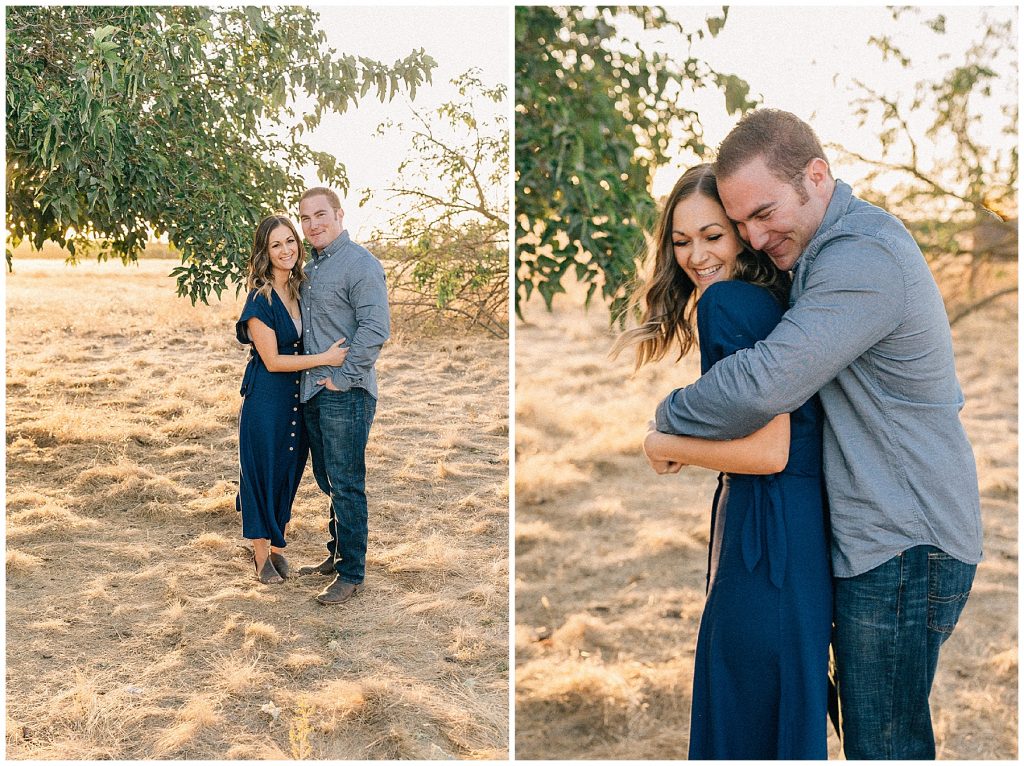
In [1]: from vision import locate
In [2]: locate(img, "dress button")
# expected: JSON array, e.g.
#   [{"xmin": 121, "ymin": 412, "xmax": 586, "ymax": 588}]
[
  {"xmin": 294, "ymin": 379, "xmax": 300, "ymax": 384},
  {"xmin": 294, "ymin": 393, "xmax": 298, "ymax": 398},
  {"xmin": 293, "ymin": 407, "xmax": 298, "ymax": 412},
  {"xmin": 290, "ymin": 432, "xmax": 295, "ymax": 437},
  {"xmin": 289, "ymin": 447, "xmax": 294, "ymax": 451},
  {"xmin": 291, "ymin": 421, "xmax": 296, "ymax": 426}
]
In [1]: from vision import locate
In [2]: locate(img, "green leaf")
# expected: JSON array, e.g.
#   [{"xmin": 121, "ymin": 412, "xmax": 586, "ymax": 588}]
[
  {"xmin": 706, "ymin": 10, "xmax": 727, "ymax": 37},
  {"xmin": 93, "ymin": 24, "xmax": 118, "ymax": 42}
]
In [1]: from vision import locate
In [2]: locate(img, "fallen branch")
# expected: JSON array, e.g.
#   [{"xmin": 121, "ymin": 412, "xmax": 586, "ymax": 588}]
[{"xmin": 949, "ymin": 286, "xmax": 1018, "ymax": 326}]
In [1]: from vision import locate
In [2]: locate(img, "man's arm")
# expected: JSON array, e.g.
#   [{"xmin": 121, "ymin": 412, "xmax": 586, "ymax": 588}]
[
  {"xmin": 332, "ymin": 260, "xmax": 390, "ymax": 390},
  {"xmin": 656, "ymin": 241, "xmax": 905, "ymax": 439}
]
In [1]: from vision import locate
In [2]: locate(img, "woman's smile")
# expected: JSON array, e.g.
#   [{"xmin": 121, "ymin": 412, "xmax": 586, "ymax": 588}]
[{"xmin": 695, "ymin": 264, "xmax": 724, "ymax": 280}]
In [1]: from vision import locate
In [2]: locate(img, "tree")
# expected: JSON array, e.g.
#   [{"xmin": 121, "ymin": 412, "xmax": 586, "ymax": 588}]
[
  {"xmin": 6, "ymin": 5, "xmax": 436, "ymax": 302},
  {"xmin": 515, "ymin": 6, "xmax": 757, "ymax": 321},
  {"xmin": 831, "ymin": 8, "xmax": 1017, "ymax": 322},
  {"xmin": 363, "ymin": 70, "xmax": 508, "ymax": 337}
]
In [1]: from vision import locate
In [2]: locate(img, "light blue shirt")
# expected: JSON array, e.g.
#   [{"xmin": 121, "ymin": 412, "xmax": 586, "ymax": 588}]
[
  {"xmin": 299, "ymin": 230, "xmax": 390, "ymax": 402},
  {"xmin": 655, "ymin": 180, "xmax": 983, "ymax": 577}
]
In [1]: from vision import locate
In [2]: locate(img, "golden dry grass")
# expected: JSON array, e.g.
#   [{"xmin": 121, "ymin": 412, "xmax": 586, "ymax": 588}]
[
  {"xmin": 514, "ymin": 274, "xmax": 1017, "ymax": 759},
  {"xmin": 6, "ymin": 258, "xmax": 509, "ymax": 759}
]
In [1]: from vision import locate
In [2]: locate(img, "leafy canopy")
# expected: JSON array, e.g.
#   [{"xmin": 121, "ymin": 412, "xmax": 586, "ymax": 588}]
[
  {"xmin": 515, "ymin": 6, "xmax": 756, "ymax": 320},
  {"xmin": 6, "ymin": 5, "xmax": 436, "ymax": 302}
]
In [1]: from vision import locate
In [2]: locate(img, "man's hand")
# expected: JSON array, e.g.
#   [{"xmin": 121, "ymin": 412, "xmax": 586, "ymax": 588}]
[
  {"xmin": 644, "ymin": 421, "xmax": 684, "ymax": 475},
  {"xmin": 316, "ymin": 377, "xmax": 341, "ymax": 391}
]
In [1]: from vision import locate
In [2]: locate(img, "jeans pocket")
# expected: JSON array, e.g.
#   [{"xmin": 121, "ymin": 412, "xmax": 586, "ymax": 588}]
[{"xmin": 927, "ymin": 551, "xmax": 976, "ymax": 635}]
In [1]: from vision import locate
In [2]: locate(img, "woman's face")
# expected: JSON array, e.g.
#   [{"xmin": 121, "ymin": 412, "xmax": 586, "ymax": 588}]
[
  {"xmin": 267, "ymin": 224, "xmax": 300, "ymax": 275},
  {"xmin": 670, "ymin": 193, "xmax": 742, "ymax": 293}
]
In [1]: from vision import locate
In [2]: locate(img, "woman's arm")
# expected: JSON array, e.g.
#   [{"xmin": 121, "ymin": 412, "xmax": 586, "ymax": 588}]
[
  {"xmin": 644, "ymin": 413, "xmax": 790, "ymax": 475},
  {"xmin": 247, "ymin": 318, "xmax": 347, "ymax": 372}
]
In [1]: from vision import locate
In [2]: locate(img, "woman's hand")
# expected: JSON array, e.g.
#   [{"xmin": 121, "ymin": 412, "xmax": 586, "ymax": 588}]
[
  {"xmin": 321, "ymin": 337, "xmax": 348, "ymax": 366},
  {"xmin": 644, "ymin": 423, "xmax": 684, "ymax": 475}
]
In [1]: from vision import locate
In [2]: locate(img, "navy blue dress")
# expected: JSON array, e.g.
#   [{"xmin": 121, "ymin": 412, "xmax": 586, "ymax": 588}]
[
  {"xmin": 687, "ymin": 280, "xmax": 832, "ymax": 759},
  {"xmin": 235, "ymin": 289, "xmax": 309, "ymax": 549}
]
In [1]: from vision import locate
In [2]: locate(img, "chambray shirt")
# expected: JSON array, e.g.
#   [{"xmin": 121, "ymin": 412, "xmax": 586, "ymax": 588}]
[
  {"xmin": 655, "ymin": 180, "xmax": 983, "ymax": 578},
  {"xmin": 299, "ymin": 230, "xmax": 390, "ymax": 403}
]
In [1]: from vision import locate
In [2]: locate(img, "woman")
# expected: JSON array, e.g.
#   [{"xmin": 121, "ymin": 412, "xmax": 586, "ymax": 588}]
[
  {"xmin": 613, "ymin": 164, "xmax": 832, "ymax": 758},
  {"xmin": 235, "ymin": 214, "xmax": 348, "ymax": 584}
]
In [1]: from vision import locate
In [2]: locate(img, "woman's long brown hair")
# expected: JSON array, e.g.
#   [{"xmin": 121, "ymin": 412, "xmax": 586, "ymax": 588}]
[{"xmin": 611, "ymin": 163, "xmax": 790, "ymax": 371}]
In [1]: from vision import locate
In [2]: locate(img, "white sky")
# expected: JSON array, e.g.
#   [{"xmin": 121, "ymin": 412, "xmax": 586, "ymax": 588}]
[
  {"xmin": 632, "ymin": 5, "xmax": 1018, "ymax": 199},
  {"xmin": 296, "ymin": 5, "xmax": 511, "ymax": 239},
  {"xmin": 283, "ymin": 4, "xmax": 1016, "ymax": 236}
]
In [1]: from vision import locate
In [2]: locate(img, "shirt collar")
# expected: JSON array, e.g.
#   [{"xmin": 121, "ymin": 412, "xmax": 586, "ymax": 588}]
[
  {"xmin": 816, "ymin": 179, "xmax": 852, "ymax": 242},
  {"xmin": 794, "ymin": 179, "xmax": 852, "ymax": 274},
  {"xmin": 310, "ymin": 229, "xmax": 351, "ymax": 261}
]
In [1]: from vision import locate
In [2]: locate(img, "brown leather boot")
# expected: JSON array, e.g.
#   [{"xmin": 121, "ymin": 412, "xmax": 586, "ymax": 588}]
[
  {"xmin": 315, "ymin": 576, "xmax": 364, "ymax": 605},
  {"xmin": 296, "ymin": 555, "xmax": 335, "ymax": 577}
]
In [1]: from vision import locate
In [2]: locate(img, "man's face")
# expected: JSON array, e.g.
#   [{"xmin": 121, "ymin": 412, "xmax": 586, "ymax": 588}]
[
  {"xmin": 298, "ymin": 194, "xmax": 344, "ymax": 251},
  {"xmin": 717, "ymin": 156, "xmax": 829, "ymax": 272}
]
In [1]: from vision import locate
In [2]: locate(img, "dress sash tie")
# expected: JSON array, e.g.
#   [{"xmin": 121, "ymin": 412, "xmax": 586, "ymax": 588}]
[
  {"xmin": 739, "ymin": 474, "xmax": 788, "ymax": 589},
  {"xmin": 239, "ymin": 351, "xmax": 257, "ymax": 396}
]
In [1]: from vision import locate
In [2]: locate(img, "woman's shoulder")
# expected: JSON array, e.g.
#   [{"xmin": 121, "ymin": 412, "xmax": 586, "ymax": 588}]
[
  {"xmin": 239, "ymin": 287, "xmax": 278, "ymax": 324},
  {"xmin": 243, "ymin": 287, "xmax": 279, "ymax": 306},
  {"xmin": 697, "ymin": 279, "xmax": 784, "ymax": 334},
  {"xmin": 700, "ymin": 279, "xmax": 777, "ymax": 305}
]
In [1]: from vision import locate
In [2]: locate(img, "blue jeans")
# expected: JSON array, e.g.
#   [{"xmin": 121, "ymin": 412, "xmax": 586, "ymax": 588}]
[
  {"xmin": 833, "ymin": 545, "xmax": 976, "ymax": 759},
  {"xmin": 303, "ymin": 387, "xmax": 376, "ymax": 584}
]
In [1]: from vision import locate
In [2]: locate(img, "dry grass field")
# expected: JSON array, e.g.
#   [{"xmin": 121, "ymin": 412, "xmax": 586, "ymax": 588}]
[
  {"xmin": 6, "ymin": 258, "xmax": 509, "ymax": 759},
  {"xmin": 515, "ymin": 274, "xmax": 1017, "ymax": 759}
]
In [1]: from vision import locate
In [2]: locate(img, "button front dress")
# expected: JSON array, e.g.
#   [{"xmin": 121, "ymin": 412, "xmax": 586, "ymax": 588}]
[
  {"xmin": 235, "ymin": 289, "xmax": 309, "ymax": 549},
  {"xmin": 687, "ymin": 280, "xmax": 833, "ymax": 759}
]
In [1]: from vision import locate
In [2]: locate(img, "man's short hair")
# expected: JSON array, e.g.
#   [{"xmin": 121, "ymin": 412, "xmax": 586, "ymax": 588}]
[
  {"xmin": 299, "ymin": 186, "xmax": 342, "ymax": 211},
  {"xmin": 715, "ymin": 109, "xmax": 829, "ymax": 195}
]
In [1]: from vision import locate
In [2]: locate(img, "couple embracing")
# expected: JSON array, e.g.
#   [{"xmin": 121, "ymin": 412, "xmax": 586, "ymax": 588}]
[
  {"xmin": 616, "ymin": 109, "xmax": 983, "ymax": 759},
  {"xmin": 234, "ymin": 187, "xmax": 389, "ymax": 606}
]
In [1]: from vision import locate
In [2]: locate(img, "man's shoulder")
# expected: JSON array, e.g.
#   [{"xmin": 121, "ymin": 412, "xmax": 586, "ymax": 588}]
[
  {"xmin": 340, "ymin": 238, "xmax": 384, "ymax": 270},
  {"xmin": 809, "ymin": 192, "xmax": 918, "ymax": 274},
  {"xmin": 840, "ymin": 193, "xmax": 915, "ymax": 247}
]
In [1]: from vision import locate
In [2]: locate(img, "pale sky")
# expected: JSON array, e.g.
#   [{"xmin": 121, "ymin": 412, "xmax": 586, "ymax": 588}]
[
  {"xmin": 296, "ymin": 5, "xmax": 511, "ymax": 239},
  {"xmin": 638, "ymin": 5, "xmax": 1018, "ymax": 199}
]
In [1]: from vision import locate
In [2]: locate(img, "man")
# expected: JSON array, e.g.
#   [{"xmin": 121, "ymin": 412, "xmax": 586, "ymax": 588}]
[
  {"xmin": 654, "ymin": 109, "xmax": 982, "ymax": 759},
  {"xmin": 295, "ymin": 187, "xmax": 390, "ymax": 605}
]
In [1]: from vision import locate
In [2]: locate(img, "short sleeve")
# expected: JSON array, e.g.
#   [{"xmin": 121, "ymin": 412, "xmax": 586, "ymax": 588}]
[
  {"xmin": 236, "ymin": 289, "xmax": 275, "ymax": 345},
  {"xmin": 697, "ymin": 281, "xmax": 784, "ymax": 373}
]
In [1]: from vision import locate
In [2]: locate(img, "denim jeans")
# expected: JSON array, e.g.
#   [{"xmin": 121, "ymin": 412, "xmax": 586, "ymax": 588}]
[
  {"xmin": 833, "ymin": 545, "xmax": 976, "ymax": 759},
  {"xmin": 304, "ymin": 387, "xmax": 376, "ymax": 584}
]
